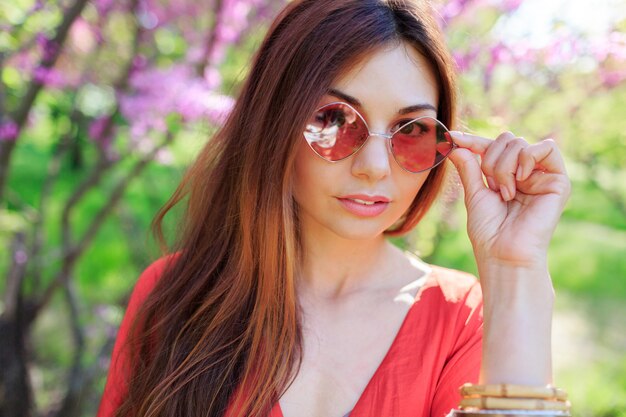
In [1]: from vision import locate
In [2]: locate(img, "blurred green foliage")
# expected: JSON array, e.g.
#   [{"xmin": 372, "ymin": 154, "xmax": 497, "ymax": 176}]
[{"xmin": 1, "ymin": 1, "xmax": 625, "ymax": 416}]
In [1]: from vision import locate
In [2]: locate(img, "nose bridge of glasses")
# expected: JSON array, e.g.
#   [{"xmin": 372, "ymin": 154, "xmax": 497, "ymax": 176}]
[
  {"xmin": 368, "ymin": 131, "xmax": 394, "ymax": 140},
  {"xmin": 360, "ymin": 131, "xmax": 394, "ymax": 163}
]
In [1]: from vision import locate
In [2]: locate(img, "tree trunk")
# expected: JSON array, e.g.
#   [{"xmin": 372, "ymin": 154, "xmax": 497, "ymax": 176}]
[{"xmin": 0, "ymin": 232, "xmax": 34, "ymax": 417}]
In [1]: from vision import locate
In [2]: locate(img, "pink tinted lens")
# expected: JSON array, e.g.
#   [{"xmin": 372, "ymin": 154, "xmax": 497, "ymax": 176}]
[
  {"xmin": 303, "ymin": 103, "xmax": 368, "ymax": 161},
  {"xmin": 390, "ymin": 117, "xmax": 453, "ymax": 172}
]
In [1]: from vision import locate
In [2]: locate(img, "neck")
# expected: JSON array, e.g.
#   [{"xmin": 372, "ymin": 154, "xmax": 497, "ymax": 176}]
[{"xmin": 296, "ymin": 224, "xmax": 393, "ymax": 300}]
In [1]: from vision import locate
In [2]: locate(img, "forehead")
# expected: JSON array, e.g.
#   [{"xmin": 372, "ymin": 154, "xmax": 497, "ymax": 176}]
[{"xmin": 329, "ymin": 42, "xmax": 439, "ymax": 114}]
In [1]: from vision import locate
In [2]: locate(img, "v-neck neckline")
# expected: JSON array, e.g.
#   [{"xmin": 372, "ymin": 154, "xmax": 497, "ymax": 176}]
[{"xmin": 275, "ymin": 262, "xmax": 432, "ymax": 417}]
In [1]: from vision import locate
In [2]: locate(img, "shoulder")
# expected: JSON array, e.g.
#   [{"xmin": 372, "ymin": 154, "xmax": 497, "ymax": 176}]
[
  {"xmin": 404, "ymin": 256, "xmax": 483, "ymax": 327},
  {"xmin": 402, "ymin": 250, "xmax": 481, "ymax": 307},
  {"xmin": 414, "ymin": 264, "xmax": 484, "ymax": 353},
  {"xmin": 126, "ymin": 253, "xmax": 180, "ymax": 310},
  {"xmin": 96, "ymin": 254, "xmax": 180, "ymax": 417},
  {"xmin": 426, "ymin": 264, "xmax": 482, "ymax": 306}
]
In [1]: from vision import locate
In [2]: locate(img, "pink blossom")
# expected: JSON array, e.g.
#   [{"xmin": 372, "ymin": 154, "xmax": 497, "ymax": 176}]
[
  {"xmin": 544, "ymin": 37, "xmax": 579, "ymax": 67},
  {"xmin": 132, "ymin": 54, "xmax": 149, "ymax": 73},
  {"xmin": 506, "ymin": 39, "xmax": 541, "ymax": 65},
  {"xmin": 33, "ymin": 66, "xmax": 69, "ymax": 88},
  {"xmin": 88, "ymin": 115, "xmax": 117, "ymax": 152},
  {"xmin": 438, "ymin": 0, "xmax": 484, "ymax": 23},
  {"xmin": 32, "ymin": 0, "xmax": 45, "ymax": 12},
  {"xmin": 453, "ymin": 46, "xmax": 480, "ymax": 73},
  {"xmin": 490, "ymin": 42, "xmax": 512, "ymax": 66},
  {"xmin": 89, "ymin": 116, "xmax": 111, "ymax": 140},
  {"xmin": 204, "ymin": 67, "xmax": 222, "ymax": 90},
  {"xmin": 36, "ymin": 33, "xmax": 49, "ymax": 51},
  {"xmin": 204, "ymin": 95, "xmax": 236, "ymax": 125},
  {"xmin": 119, "ymin": 64, "xmax": 235, "ymax": 141},
  {"xmin": 207, "ymin": 0, "xmax": 263, "ymax": 65},
  {"xmin": 0, "ymin": 121, "xmax": 19, "ymax": 142},
  {"xmin": 186, "ymin": 46, "xmax": 205, "ymax": 63},
  {"xmin": 209, "ymin": 43, "xmax": 227, "ymax": 64},
  {"xmin": 37, "ymin": 35, "xmax": 59, "ymax": 62},
  {"xmin": 600, "ymin": 69, "xmax": 626, "ymax": 88},
  {"xmin": 154, "ymin": 148, "xmax": 174, "ymax": 165},
  {"xmin": 137, "ymin": 9, "xmax": 159, "ymax": 30},
  {"xmin": 94, "ymin": 0, "xmax": 115, "ymax": 14},
  {"xmin": 606, "ymin": 31, "xmax": 626, "ymax": 61},
  {"xmin": 130, "ymin": 122, "xmax": 149, "ymax": 142},
  {"xmin": 216, "ymin": 23, "xmax": 240, "ymax": 44},
  {"xmin": 69, "ymin": 18, "xmax": 97, "ymax": 53},
  {"xmin": 7, "ymin": 50, "xmax": 35, "ymax": 73},
  {"xmin": 588, "ymin": 32, "xmax": 626, "ymax": 62},
  {"xmin": 497, "ymin": 0, "xmax": 524, "ymax": 13}
]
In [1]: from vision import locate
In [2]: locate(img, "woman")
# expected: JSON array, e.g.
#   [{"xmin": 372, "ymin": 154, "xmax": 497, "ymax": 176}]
[{"xmin": 97, "ymin": 1, "xmax": 571, "ymax": 417}]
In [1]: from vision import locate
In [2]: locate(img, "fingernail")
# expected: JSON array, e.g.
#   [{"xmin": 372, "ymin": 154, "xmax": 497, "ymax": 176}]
[
  {"xmin": 516, "ymin": 166, "xmax": 523, "ymax": 181},
  {"xmin": 486, "ymin": 176, "xmax": 497, "ymax": 191},
  {"xmin": 509, "ymin": 186, "xmax": 516, "ymax": 200},
  {"xmin": 500, "ymin": 185, "xmax": 510, "ymax": 201}
]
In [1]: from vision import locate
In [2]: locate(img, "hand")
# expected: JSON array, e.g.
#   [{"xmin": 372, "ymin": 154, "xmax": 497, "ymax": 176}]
[{"xmin": 446, "ymin": 131, "xmax": 571, "ymax": 269}]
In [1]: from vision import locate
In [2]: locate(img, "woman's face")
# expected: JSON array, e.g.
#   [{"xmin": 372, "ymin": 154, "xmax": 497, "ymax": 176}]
[{"xmin": 292, "ymin": 42, "xmax": 440, "ymax": 241}]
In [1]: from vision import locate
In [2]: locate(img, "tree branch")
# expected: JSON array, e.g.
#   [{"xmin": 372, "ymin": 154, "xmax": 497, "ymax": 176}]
[
  {"xmin": 49, "ymin": 279, "xmax": 86, "ymax": 417},
  {"xmin": 2, "ymin": 233, "xmax": 28, "ymax": 321},
  {"xmin": 30, "ymin": 131, "xmax": 175, "ymax": 320},
  {"xmin": 27, "ymin": 0, "xmax": 145, "ymax": 321},
  {"xmin": 0, "ymin": 232, "xmax": 34, "ymax": 417},
  {"xmin": 29, "ymin": 107, "xmax": 85, "ymax": 288},
  {"xmin": 195, "ymin": 0, "xmax": 225, "ymax": 76},
  {"xmin": 0, "ymin": 0, "xmax": 90, "ymax": 204}
]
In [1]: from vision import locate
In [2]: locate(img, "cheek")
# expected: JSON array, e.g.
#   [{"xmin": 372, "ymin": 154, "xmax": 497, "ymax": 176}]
[
  {"xmin": 292, "ymin": 142, "xmax": 329, "ymax": 204},
  {"xmin": 395, "ymin": 172, "xmax": 430, "ymax": 210}
]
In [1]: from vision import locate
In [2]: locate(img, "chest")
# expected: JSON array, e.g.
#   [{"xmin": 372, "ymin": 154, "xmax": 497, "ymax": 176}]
[{"xmin": 278, "ymin": 289, "xmax": 420, "ymax": 417}]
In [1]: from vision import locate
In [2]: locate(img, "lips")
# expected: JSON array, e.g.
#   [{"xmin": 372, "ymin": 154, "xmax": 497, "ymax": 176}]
[
  {"xmin": 336, "ymin": 197, "xmax": 390, "ymax": 217},
  {"xmin": 338, "ymin": 194, "xmax": 391, "ymax": 203}
]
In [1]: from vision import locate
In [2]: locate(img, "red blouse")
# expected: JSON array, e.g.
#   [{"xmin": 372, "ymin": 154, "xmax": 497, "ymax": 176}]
[{"xmin": 97, "ymin": 256, "xmax": 483, "ymax": 417}]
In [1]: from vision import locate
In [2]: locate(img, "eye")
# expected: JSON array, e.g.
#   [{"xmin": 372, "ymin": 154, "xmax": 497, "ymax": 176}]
[
  {"xmin": 400, "ymin": 122, "xmax": 416, "ymax": 135},
  {"xmin": 394, "ymin": 119, "xmax": 430, "ymax": 135},
  {"xmin": 328, "ymin": 109, "xmax": 346, "ymax": 126}
]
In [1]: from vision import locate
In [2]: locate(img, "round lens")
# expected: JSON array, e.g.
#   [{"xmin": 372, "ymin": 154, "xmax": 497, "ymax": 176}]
[
  {"xmin": 303, "ymin": 103, "xmax": 369, "ymax": 161},
  {"xmin": 390, "ymin": 116, "xmax": 454, "ymax": 173}
]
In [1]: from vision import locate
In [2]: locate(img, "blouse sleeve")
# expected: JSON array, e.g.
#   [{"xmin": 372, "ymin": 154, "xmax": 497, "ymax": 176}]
[
  {"xmin": 430, "ymin": 279, "xmax": 484, "ymax": 417},
  {"xmin": 96, "ymin": 258, "xmax": 166, "ymax": 417}
]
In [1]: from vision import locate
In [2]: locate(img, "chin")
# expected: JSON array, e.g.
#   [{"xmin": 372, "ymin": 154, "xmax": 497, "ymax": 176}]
[
  {"xmin": 326, "ymin": 219, "xmax": 397, "ymax": 241},
  {"xmin": 297, "ymin": 203, "xmax": 402, "ymax": 241}
]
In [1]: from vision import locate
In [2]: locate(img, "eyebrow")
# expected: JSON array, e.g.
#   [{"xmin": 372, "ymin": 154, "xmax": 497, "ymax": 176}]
[{"xmin": 327, "ymin": 88, "xmax": 437, "ymax": 115}]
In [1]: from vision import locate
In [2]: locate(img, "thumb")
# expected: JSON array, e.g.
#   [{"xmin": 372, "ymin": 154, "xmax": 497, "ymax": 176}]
[{"xmin": 446, "ymin": 146, "xmax": 486, "ymax": 200}]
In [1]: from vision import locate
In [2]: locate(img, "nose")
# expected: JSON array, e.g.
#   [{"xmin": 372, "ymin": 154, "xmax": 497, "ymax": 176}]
[{"xmin": 350, "ymin": 132, "xmax": 393, "ymax": 181}]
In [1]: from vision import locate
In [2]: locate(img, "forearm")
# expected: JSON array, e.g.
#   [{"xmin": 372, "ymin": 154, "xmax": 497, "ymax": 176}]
[{"xmin": 477, "ymin": 262, "xmax": 555, "ymax": 386}]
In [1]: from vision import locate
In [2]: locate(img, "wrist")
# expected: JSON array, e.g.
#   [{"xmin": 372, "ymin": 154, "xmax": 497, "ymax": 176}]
[
  {"xmin": 474, "ymin": 252, "xmax": 548, "ymax": 271},
  {"xmin": 479, "ymin": 263, "xmax": 555, "ymax": 323},
  {"xmin": 476, "ymin": 262, "xmax": 555, "ymax": 306}
]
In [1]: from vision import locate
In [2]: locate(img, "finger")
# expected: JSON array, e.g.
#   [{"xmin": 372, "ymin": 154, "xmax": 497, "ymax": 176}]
[
  {"xmin": 479, "ymin": 131, "xmax": 516, "ymax": 200},
  {"xmin": 448, "ymin": 131, "xmax": 493, "ymax": 156},
  {"xmin": 480, "ymin": 131, "xmax": 516, "ymax": 180},
  {"xmin": 516, "ymin": 170, "xmax": 572, "ymax": 198},
  {"xmin": 486, "ymin": 175, "xmax": 498, "ymax": 192},
  {"xmin": 493, "ymin": 137, "xmax": 529, "ymax": 201},
  {"xmin": 447, "ymin": 147, "xmax": 487, "ymax": 200},
  {"xmin": 517, "ymin": 139, "xmax": 568, "ymax": 178}
]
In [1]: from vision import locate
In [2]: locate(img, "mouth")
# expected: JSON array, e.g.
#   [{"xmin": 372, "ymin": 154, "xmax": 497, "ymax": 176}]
[
  {"xmin": 337, "ymin": 194, "xmax": 391, "ymax": 204},
  {"xmin": 336, "ymin": 197, "xmax": 390, "ymax": 217},
  {"xmin": 344, "ymin": 198, "xmax": 379, "ymax": 206}
]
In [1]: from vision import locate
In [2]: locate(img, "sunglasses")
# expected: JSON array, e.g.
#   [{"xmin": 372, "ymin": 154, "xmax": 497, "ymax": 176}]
[{"xmin": 302, "ymin": 101, "xmax": 457, "ymax": 173}]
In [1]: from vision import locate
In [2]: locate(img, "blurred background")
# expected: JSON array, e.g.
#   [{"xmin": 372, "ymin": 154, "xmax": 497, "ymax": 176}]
[{"xmin": 0, "ymin": 0, "xmax": 625, "ymax": 416}]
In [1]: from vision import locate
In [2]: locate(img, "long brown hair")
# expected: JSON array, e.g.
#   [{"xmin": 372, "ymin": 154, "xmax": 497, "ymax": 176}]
[{"xmin": 115, "ymin": 1, "xmax": 458, "ymax": 416}]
